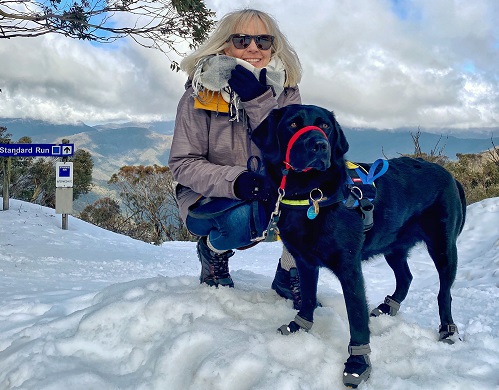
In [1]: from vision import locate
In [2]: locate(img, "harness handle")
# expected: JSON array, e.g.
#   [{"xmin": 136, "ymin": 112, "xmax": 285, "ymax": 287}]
[
  {"xmin": 366, "ymin": 159, "xmax": 389, "ymax": 184},
  {"xmin": 251, "ymin": 187, "xmax": 284, "ymax": 242}
]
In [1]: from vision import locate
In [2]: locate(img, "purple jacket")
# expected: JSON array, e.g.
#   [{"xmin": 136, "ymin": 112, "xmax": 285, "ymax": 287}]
[{"xmin": 169, "ymin": 85, "xmax": 301, "ymax": 222}]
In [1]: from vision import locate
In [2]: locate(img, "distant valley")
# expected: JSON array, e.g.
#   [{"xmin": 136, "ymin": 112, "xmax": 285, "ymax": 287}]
[{"xmin": 1, "ymin": 117, "xmax": 497, "ymax": 212}]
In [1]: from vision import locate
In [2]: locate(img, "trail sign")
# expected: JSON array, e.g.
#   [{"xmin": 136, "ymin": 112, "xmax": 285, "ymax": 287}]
[
  {"xmin": 56, "ymin": 162, "xmax": 74, "ymax": 188},
  {"xmin": 0, "ymin": 143, "xmax": 74, "ymax": 157}
]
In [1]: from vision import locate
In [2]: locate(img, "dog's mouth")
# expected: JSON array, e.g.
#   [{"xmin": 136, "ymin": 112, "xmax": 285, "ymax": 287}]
[
  {"xmin": 292, "ymin": 158, "xmax": 331, "ymax": 172},
  {"xmin": 310, "ymin": 158, "xmax": 331, "ymax": 171}
]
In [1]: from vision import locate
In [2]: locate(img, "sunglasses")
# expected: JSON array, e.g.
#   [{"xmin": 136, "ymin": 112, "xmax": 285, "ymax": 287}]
[{"xmin": 226, "ymin": 34, "xmax": 274, "ymax": 50}]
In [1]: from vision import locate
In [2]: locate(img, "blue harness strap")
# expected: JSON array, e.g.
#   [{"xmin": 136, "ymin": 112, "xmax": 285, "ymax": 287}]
[
  {"xmin": 347, "ymin": 159, "xmax": 389, "ymax": 186},
  {"xmin": 366, "ymin": 159, "xmax": 389, "ymax": 184}
]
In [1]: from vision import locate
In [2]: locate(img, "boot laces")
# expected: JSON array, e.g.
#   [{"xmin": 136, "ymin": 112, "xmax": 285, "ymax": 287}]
[
  {"xmin": 289, "ymin": 270, "xmax": 302, "ymax": 307},
  {"xmin": 212, "ymin": 252, "xmax": 231, "ymax": 278}
]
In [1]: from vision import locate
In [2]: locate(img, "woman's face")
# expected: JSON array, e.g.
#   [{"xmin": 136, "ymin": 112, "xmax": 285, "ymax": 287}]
[{"xmin": 224, "ymin": 17, "xmax": 272, "ymax": 68}]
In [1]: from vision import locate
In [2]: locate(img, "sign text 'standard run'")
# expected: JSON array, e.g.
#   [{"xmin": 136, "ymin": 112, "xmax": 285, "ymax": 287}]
[
  {"xmin": 0, "ymin": 144, "xmax": 74, "ymax": 157},
  {"xmin": 0, "ymin": 146, "xmax": 50, "ymax": 155}
]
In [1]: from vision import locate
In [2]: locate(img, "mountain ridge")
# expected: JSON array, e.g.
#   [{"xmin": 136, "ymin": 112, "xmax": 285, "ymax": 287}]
[{"xmin": 1, "ymin": 117, "xmax": 497, "ymax": 211}]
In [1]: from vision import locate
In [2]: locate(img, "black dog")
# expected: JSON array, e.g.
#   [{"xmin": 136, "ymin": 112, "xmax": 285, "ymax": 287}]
[{"xmin": 251, "ymin": 104, "xmax": 466, "ymax": 388}]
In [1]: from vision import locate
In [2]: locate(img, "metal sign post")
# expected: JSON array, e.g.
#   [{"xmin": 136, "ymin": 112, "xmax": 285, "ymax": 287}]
[
  {"xmin": 2, "ymin": 157, "xmax": 10, "ymax": 210},
  {"xmin": 55, "ymin": 161, "xmax": 74, "ymax": 230}
]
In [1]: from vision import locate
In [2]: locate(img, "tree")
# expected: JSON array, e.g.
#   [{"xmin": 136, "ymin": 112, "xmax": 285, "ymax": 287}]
[
  {"xmin": 28, "ymin": 158, "xmax": 56, "ymax": 207},
  {"xmin": 108, "ymin": 164, "xmax": 194, "ymax": 244},
  {"xmin": 446, "ymin": 151, "xmax": 499, "ymax": 204},
  {"xmin": 1, "ymin": 126, "xmax": 12, "ymax": 210},
  {"xmin": 406, "ymin": 128, "xmax": 449, "ymax": 166},
  {"xmin": 5, "ymin": 136, "xmax": 35, "ymax": 202},
  {"xmin": 80, "ymin": 197, "xmax": 123, "ymax": 232},
  {"xmin": 0, "ymin": 0, "xmax": 215, "ymax": 68},
  {"xmin": 71, "ymin": 149, "xmax": 93, "ymax": 199},
  {"xmin": 0, "ymin": 126, "xmax": 10, "ymax": 142},
  {"xmin": 403, "ymin": 130, "xmax": 499, "ymax": 205}
]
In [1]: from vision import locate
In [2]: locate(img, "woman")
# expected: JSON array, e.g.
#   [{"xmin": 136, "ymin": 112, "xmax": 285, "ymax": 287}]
[{"xmin": 168, "ymin": 8, "xmax": 303, "ymax": 308}]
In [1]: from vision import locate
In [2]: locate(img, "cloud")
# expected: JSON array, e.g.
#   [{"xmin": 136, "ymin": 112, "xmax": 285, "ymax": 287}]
[
  {"xmin": 0, "ymin": 0, "xmax": 497, "ymax": 131},
  {"xmin": 0, "ymin": 34, "xmax": 186, "ymax": 124}
]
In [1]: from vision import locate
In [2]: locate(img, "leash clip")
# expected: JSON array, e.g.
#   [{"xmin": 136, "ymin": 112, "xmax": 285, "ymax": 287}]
[{"xmin": 251, "ymin": 188, "xmax": 284, "ymax": 242}]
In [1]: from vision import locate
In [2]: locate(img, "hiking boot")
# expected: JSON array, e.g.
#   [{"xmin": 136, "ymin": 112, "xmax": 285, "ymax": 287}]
[
  {"xmin": 271, "ymin": 261, "xmax": 302, "ymax": 310},
  {"xmin": 197, "ymin": 237, "xmax": 235, "ymax": 287}
]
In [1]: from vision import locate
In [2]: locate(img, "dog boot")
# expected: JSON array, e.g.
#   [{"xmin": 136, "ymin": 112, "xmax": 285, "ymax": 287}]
[
  {"xmin": 343, "ymin": 344, "xmax": 372, "ymax": 388},
  {"xmin": 439, "ymin": 324, "xmax": 462, "ymax": 344},
  {"xmin": 197, "ymin": 237, "xmax": 235, "ymax": 287},
  {"xmin": 370, "ymin": 295, "xmax": 400, "ymax": 317},
  {"xmin": 271, "ymin": 261, "xmax": 302, "ymax": 310},
  {"xmin": 277, "ymin": 314, "xmax": 313, "ymax": 335}
]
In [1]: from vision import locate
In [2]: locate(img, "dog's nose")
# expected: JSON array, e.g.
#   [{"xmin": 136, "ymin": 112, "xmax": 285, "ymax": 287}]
[{"xmin": 312, "ymin": 139, "xmax": 329, "ymax": 153}]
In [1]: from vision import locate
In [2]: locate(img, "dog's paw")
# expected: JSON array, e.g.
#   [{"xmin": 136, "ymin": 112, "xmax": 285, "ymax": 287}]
[
  {"xmin": 277, "ymin": 314, "xmax": 313, "ymax": 335},
  {"xmin": 343, "ymin": 354, "xmax": 372, "ymax": 388},
  {"xmin": 439, "ymin": 324, "xmax": 462, "ymax": 344},
  {"xmin": 370, "ymin": 295, "xmax": 400, "ymax": 317},
  {"xmin": 369, "ymin": 305, "xmax": 387, "ymax": 317},
  {"xmin": 277, "ymin": 320, "xmax": 301, "ymax": 335}
]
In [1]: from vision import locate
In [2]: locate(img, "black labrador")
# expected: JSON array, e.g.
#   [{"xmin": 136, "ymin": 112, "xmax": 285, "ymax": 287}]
[{"xmin": 251, "ymin": 104, "xmax": 466, "ymax": 388}]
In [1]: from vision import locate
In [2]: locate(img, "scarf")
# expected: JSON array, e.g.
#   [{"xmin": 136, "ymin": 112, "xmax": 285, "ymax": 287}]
[{"xmin": 191, "ymin": 54, "xmax": 286, "ymax": 121}]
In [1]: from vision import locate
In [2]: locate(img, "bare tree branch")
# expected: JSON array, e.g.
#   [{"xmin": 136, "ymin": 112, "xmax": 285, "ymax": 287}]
[{"xmin": 0, "ymin": 0, "xmax": 215, "ymax": 68}]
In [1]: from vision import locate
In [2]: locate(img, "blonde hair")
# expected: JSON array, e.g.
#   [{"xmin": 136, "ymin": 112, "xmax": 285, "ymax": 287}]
[{"xmin": 180, "ymin": 9, "xmax": 302, "ymax": 87}]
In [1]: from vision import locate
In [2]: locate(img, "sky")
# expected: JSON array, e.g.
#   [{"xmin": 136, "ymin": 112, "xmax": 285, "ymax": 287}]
[
  {"xmin": 0, "ymin": 196, "xmax": 498, "ymax": 389},
  {"xmin": 0, "ymin": 0, "xmax": 498, "ymax": 131}
]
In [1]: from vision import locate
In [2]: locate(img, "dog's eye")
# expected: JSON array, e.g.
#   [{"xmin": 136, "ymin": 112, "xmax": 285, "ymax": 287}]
[
  {"xmin": 290, "ymin": 122, "xmax": 298, "ymax": 128},
  {"xmin": 319, "ymin": 123, "xmax": 330, "ymax": 129}
]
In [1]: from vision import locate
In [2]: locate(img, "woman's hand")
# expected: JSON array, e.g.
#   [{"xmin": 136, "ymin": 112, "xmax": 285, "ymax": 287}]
[
  {"xmin": 228, "ymin": 65, "xmax": 268, "ymax": 101},
  {"xmin": 234, "ymin": 171, "xmax": 272, "ymax": 201}
]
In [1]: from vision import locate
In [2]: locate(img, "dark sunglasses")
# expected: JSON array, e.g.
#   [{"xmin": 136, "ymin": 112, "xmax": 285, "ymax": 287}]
[{"xmin": 226, "ymin": 34, "xmax": 274, "ymax": 50}]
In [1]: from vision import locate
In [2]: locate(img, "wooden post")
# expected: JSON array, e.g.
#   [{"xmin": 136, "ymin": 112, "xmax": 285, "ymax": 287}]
[{"xmin": 2, "ymin": 157, "xmax": 10, "ymax": 211}]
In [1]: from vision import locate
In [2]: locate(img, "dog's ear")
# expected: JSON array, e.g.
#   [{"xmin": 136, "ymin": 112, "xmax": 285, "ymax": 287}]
[
  {"xmin": 251, "ymin": 107, "xmax": 286, "ymax": 160},
  {"xmin": 329, "ymin": 110, "xmax": 349, "ymax": 160}
]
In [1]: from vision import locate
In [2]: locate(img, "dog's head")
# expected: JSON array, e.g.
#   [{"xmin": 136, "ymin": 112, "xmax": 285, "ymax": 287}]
[{"xmin": 252, "ymin": 104, "xmax": 349, "ymax": 172}]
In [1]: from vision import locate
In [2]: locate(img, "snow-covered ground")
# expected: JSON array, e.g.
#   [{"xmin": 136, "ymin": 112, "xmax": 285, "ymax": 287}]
[{"xmin": 0, "ymin": 197, "xmax": 498, "ymax": 389}]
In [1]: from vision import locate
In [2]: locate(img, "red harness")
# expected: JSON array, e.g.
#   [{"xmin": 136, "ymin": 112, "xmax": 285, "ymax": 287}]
[{"xmin": 280, "ymin": 125, "xmax": 328, "ymax": 190}]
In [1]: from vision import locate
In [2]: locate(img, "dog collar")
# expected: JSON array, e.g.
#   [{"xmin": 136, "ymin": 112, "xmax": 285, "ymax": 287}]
[
  {"xmin": 280, "ymin": 193, "xmax": 344, "ymax": 207},
  {"xmin": 279, "ymin": 187, "xmax": 345, "ymax": 219}
]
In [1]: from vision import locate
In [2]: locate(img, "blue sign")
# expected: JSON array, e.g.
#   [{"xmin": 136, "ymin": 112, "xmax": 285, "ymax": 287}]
[
  {"xmin": 0, "ymin": 144, "xmax": 74, "ymax": 157},
  {"xmin": 56, "ymin": 162, "xmax": 73, "ymax": 188},
  {"xmin": 59, "ymin": 166, "xmax": 71, "ymax": 177}
]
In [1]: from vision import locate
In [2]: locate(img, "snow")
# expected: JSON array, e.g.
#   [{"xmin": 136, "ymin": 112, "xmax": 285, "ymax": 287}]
[{"xmin": 0, "ymin": 197, "xmax": 498, "ymax": 390}]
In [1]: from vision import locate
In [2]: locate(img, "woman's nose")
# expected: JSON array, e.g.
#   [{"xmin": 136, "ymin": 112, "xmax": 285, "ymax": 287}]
[{"xmin": 246, "ymin": 39, "xmax": 259, "ymax": 51}]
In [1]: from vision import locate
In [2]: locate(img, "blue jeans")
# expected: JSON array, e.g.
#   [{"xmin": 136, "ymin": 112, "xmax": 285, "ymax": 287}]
[{"xmin": 186, "ymin": 198, "xmax": 268, "ymax": 251}]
